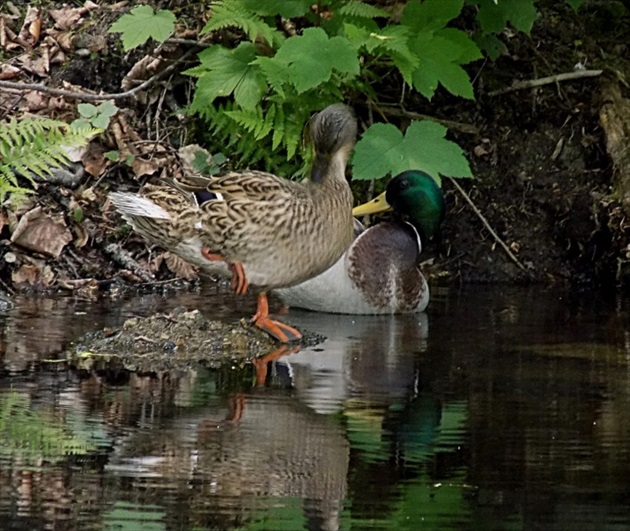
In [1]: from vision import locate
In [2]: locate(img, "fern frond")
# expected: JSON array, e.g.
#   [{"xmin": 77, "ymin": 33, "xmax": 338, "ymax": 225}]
[
  {"xmin": 202, "ymin": 0, "xmax": 283, "ymax": 48},
  {"xmin": 0, "ymin": 118, "xmax": 100, "ymax": 201},
  {"xmin": 225, "ymin": 107, "xmax": 265, "ymax": 136},
  {"xmin": 339, "ymin": 1, "xmax": 390, "ymax": 19}
]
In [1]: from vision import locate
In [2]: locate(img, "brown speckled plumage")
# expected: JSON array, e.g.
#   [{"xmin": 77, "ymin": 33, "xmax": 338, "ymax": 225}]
[{"xmin": 109, "ymin": 104, "xmax": 356, "ymax": 291}]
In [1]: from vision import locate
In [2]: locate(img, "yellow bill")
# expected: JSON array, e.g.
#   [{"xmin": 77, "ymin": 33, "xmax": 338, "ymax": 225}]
[{"xmin": 352, "ymin": 192, "xmax": 392, "ymax": 216}]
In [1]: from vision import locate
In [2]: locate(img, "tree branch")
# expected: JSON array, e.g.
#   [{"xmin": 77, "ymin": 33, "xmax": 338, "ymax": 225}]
[{"xmin": 487, "ymin": 69, "xmax": 603, "ymax": 97}]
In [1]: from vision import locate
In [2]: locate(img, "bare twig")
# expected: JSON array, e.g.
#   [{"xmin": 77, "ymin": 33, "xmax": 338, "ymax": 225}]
[
  {"xmin": 104, "ymin": 243, "xmax": 154, "ymax": 282},
  {"xmin": 376, "ymin": 103, "xmax": 478, "ymax": 135},
  {"xmin": 447, "ymin": 177, "xmax": 531, "ymax": 275},
  {"xmin": 0, "ymin": 49, "xmax": 197, "ymax": 102},
  {"xmin": 487, "ymin": 69, "xmax": 603, "ymax": 97}
]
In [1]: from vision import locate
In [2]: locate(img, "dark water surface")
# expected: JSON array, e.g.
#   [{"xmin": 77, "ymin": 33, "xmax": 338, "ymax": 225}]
[{"xmin": 0, "ymin": 286, "xmax": 629, "ymax": 530}]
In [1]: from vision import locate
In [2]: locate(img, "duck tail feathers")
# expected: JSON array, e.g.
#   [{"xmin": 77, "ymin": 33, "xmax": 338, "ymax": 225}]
[{"xmin": 109, "ymin": 192, "xmax": 171, "ymax": 220}]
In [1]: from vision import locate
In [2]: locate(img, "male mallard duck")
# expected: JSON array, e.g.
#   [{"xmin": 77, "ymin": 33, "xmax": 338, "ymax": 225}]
[
  {"xmin": 275, "ymin": 170, "xmax": 445, "ymax": 314},
  {"xmin": 109, "ymin": 104, "xmax": 356, "ymax": 342}
]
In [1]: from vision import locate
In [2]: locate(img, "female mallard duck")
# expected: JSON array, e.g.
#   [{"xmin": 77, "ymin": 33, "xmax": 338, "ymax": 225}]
[
  {"xmin": 275, "ymin": 170, "xmax": 445, "ymax": 314},
  {"xmin": 108, "ymin": 104, "xmax": 356, "ymax": 342}
]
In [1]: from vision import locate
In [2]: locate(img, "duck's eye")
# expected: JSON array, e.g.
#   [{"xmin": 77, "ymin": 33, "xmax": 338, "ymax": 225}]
[{"xmin": 399, "ymin": 179, "xmax": 410, "ymax": 190}]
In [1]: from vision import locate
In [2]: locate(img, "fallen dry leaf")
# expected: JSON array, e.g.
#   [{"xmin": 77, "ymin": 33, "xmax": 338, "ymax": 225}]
[
  {"xmin": 48, "ymin": 6, "xmax": 87, "ymax": 31},
  {"xmin": 19, "ymin": 90, "xmax": 48, "ymax": 111},
  {"xmin": 165, "ymin": 252, "xmax": 199, "ymax": 280},
  {"xmin": 79, "ymin": 187, "xmax": 98, "ymax": 202},
  {"xmin": 17, "ymin": 7, "xmax": 41, "ymax": 48},
  {"xmin": 82, "ymin": 144, "xmax": 109, "ymax": 177},
  {"xmin": 12, "ymin": 264, "xmax": 39, "ymax": 285},
  {"xmin": 72, "ymin": 223, "xmax": 90, "ymax": 248},
  {"xmin": 130, "ymin": 157, "xmax": 160, "ymax": 179},
  {"xmin": 47, "ymin": 28, "xmax": 74, "ymax": 51},
  {"xmin": 11, "ymin": 206, "xmax": 73, "ymax": 258},
  {"xmin": 0, "ymin": 63, "xmax": 20, "ymax": 80},
  {"xmin": 17, "ymin": 51, "xmax": 49, "ymax": 77}
]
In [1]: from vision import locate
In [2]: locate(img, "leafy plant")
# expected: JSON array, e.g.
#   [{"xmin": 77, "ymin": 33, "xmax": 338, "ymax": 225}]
[
  {"xmin": 108, "ymin": 0, "xmax": 586, "ymax": 182},
  {"xmin": 0, "ymin": 118, "xmax": 100, "ymax": 202},
  {"xmin": 73, "ymin": 101, "xmax": 118, "ymax": 130},
  {"xmin": 353, "ymin": 121, "xmax": 472, "ymax": 184},
  {"xmin": 184, "ymin": 0, "xmax": 479, "ymax": 181},
  {"xmin": 190, "ymin": 149, "xmax": 227, "ymax": 176},
  {"xmin": 108, "ymin": 5, "xmax": 176, "ymax": 51}
]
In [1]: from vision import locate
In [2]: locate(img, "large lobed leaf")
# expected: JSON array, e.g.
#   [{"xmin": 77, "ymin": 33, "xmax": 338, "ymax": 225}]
[
  {"xmin": 186, "ymin": 42, "xmax": 266, "ymax": 110},
  {"xmin": 271, "ymin": 28, "xmax": 360, "ymax": 93},
  {"xmin": 108, "ymin": 5, "xmax": 175, "ymax": 51},
  {"xmin": 402, "ymin": 0, "xmax": 482, "ymax": 100},
  {"xmin": 352, "ymin": 121, "xmax": 473, "ymax": 184}
]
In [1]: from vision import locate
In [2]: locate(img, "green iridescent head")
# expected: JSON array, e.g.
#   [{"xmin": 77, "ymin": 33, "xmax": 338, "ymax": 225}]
[{"xmin": 353, "ymin": 170, "xmax": 445, "ymax": 240}]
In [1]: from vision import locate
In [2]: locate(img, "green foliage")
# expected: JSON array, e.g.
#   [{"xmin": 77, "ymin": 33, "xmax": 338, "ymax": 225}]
[
  {"xmin": 339, "ymin": 1, "xmax": 390, "ymax": 19},
  {"xmin": 260, "ymin": 28, "xmax": 360, "ymax": 94},
  {"xmin": 201, "ymin": 0, "xmax": 283, "ymax": 47},
  {"xmin": 0, "ymin": 392, "xmax": 97, "ymax": 463},
  {"xmin": 192, "ymin": 149, "xmax": 226, "ymax": 176},
  {"xmin": 187, "ymin": 42, "xmax": 266, "ymax": 110},
  {"xmin": 353, "ymin": 121, "xmax": 472, "ymax": 184},
  {"xmin": 108, "ymin": 5, "xmax": 175, "ymax": 51},
  {"xmin": 0, "ymin": 118, "xmax": 100, "ymax": 202},
  {"xmin": 186, "ymin": 0, "xmax": 484, "ymax": 179},
  {"xmin": 475, "ymin": 0, "xmax": 539, "ymax": 34},
  {"xmin": 107, "ymin": 0, "xmax": 586, "ymax": 181},
  {"xmin": 74, "ymin": 101, "xmax": 118, "ymax": 129}
]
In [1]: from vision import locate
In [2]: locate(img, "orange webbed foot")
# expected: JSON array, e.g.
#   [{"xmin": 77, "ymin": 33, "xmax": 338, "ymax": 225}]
[
  {"xmin": 254, "ymin": 317, "xmax": 303, "ymax": 343},
  {"xmin": 201, "ymin": 247, "xmax": 248, "ymax": 296},
  {"xmin": 252, "ymin": 293, "xmax": 302, "ymax": 343}
]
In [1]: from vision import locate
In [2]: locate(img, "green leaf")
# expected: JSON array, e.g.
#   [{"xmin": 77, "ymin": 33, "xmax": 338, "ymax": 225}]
[
  {"xmin": 343, "ymin": 22, "xmax": 372, "ymax": 49},
  {"xmin": 71, "ymin": 118, "xmax": 92, "ymax": 130},
  {"xmin": 352, "ymin": 121, "xmax": 472, "ymax": 183},
  {"xmin": 73, "ymin": 206, "xmax": 84, "ymax": 223},
  {"xmin": 91, "ymin": 114, "xmax": 110, "ymax": 129},
  {"xmin": 241, "ymin": 0, "xmax": 311, "ymax": 18},
  {"xmin": 78, "ymin": 103, "xmax": 98, "ymax": 118},
  {"xmin": 409, "ymin": 30, "xmax": 477, "ymax": 99},
  {"xmin": 187, "ymin": 43, "xmax": 266, "ymax": 110},
  {"xmin": 439, "ymin": 28, "xmax": 483, "ymax": 64},
  {"xmin": 108, "ymin": 5, "xmax": 175, "ymax": 51},
  {"xmin": 473, "ymin": 32, "xmax": 508, "ymax": 60},
  {"xmin": 272, "ymin": 28, "xmax": 360, "ymax": 93},
  {"xmin": 254, "ymin": 56, "xmax": 291, "ymax": 97},
  {"xmin": 212, "ymin": 153, "xmax": 227, "ymax": 165},
  {"xmin": 97, "ymin": 101, "xmax": 118, "ymax": 119},
  {"xmin": 401, "ymin": 0, "xmax": 464, "ymax": 31},
  {"xmin": 476, "ymin": 0, "xmax": 538, "ymax": 35}
]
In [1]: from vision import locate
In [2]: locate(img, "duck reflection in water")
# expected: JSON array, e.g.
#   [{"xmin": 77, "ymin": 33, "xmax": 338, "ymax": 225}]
[{"xmin": 190, "ymin": 311, "xmax": 432, "ymax": 530}]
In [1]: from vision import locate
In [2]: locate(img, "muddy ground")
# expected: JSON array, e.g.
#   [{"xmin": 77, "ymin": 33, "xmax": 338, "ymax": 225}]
[{"xmin": 1, "ymin": 0, "xmax": 630, "ymax": 305}]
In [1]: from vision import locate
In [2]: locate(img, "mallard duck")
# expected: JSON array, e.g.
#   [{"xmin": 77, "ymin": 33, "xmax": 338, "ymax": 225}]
[
  {"xmin": 108, "ymin": 104, "xmax": 356, "ymax": 342},
  {"xmin": 275, "ymin": 170, "xmax": 445, "ymax": 314}
]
